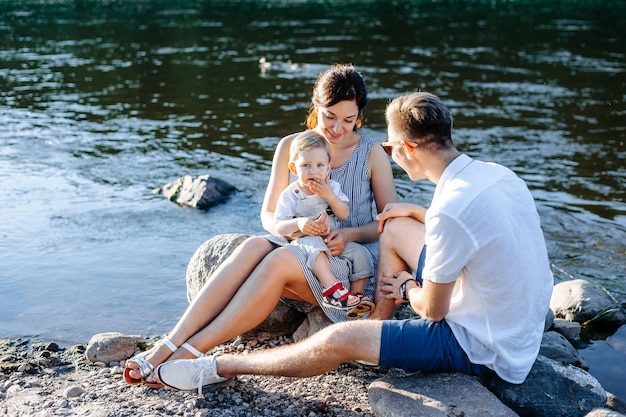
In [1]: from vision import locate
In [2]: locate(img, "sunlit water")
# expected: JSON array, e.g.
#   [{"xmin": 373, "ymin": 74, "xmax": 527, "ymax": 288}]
[{"xmin": 0, "ymin": 0, "xmax": 624, "ymax": 398}]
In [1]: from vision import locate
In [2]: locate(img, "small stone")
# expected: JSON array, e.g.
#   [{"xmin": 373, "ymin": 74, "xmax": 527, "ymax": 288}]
[
  {"xmin": 110, "ymin": 365, "xmax": 123, "ymax": 375},
  {"xmin": 45, "ymin": 342, "xmax": 60, "ymax": 352},
  {"xmin": 55, "ymin": 398, "xmax": 69, "ymax": 407},
  {"xmin": 63, "ymin": 385, "xmax": 85, "ymax": 399},
  {"xmin": 17, "ymin": 363, "xmax": 31, "ymax": 372}
]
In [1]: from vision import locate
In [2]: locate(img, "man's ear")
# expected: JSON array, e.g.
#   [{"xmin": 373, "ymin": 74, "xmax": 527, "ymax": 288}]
[{"xmin": 288, "ymin": 162, "xmax": 297, "ymax": 175}]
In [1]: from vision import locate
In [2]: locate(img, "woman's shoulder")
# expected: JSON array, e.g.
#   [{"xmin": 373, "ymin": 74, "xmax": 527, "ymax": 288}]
[{"xmin": 356, "ymin": 131, "xmax": 382, "ymax": 154}]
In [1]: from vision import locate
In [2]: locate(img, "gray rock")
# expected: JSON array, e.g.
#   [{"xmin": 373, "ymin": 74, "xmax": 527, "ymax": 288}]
[
  {"xmin": 152, "ymin": 174, "xmax": 235, "ymax": 210},
  {"xmin": 186, "ymin": 233, "xmax": 251, "ymax": 303},
  {"xmin": 292, "ymin": 307, "xmax": 334, "ymax": 342},
  {"xmin": 85, "ymin": 332, "xmax": 145, "ymax": 363},
  {"xmin": 540, "ymin": 331, "xmax": 588, "ymax": 369},
  {"xmin": 484, "ymin": 355, "xmax": 607, "ymax": 417},
  {"xmin": 369, "ymin": 372, "xmax": 518, "ymax": 417},
  {"xmin": 552, "ymin": 318, "xmax": 582, "ymax": 341},
  {"xmin": 63, "ymin": 385, "xmax": 84, "ymax": 399},
  {"xmin": 550, "ymin": 279, "xmax": 625, "ymax": 325},
  {"xmin": 186, "ymin": 233, "xmax": 306, "ymax": 339}
]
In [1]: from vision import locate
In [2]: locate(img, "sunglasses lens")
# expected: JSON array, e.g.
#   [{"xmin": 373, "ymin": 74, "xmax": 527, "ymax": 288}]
[{"xmin": 381, "ymin": 143, "xmax": 393, "ymax": 155}]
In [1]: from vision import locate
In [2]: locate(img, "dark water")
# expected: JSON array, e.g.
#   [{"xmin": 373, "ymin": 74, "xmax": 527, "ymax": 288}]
[{"xmin": 1, "ymin": 0, "xmax": 624, "ymax": 398}]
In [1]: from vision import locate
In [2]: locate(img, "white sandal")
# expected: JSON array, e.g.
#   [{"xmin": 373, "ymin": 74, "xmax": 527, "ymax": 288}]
[
  {"xmin": 124, "ymin": 337, "xmax": 177, "ymax": 385},
  {"xmin": 180, "ymin": 342, "xmax": 205, "ymax": 358}
]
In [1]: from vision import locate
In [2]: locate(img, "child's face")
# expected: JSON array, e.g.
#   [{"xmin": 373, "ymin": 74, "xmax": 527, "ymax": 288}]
[{"xmin": 291, "ymin": 147, "xmax": 331, "ymax": 186}]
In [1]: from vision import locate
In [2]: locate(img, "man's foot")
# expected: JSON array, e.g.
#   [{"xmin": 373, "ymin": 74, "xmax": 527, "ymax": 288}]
[
  {"xmin": 157, "ymin": 354, "xmax": 229, "ymax": 395},
  {"xmin": 321, "ymin": 282, "xmax": 362, "ymax": 310}
]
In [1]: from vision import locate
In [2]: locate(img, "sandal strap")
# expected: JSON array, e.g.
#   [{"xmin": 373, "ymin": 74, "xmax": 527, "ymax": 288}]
[
  {"xmin": 162, "ymin": 338, "xmax": 178, "ymax": 353},
  {"xmin": 133, "ymin": 355, "xmax": 154, "ymax": 378},
  {"xmin": 181, "ymin": 342, "xmax": 204, "ymax": 358},
  {"xmin": 322, "ymin": 282, "xmax": 345, "ymax": 297}
]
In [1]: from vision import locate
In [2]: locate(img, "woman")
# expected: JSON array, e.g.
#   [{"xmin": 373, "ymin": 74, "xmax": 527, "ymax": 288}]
[{"xmin": 124, "ymin": 64, "xmax": 397, "ymax": 387}]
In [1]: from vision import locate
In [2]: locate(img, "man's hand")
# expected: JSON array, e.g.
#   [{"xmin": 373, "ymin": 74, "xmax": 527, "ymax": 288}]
[{"xmin": 380, "ymin": 271, "xmax": 417, "ymax": 305}]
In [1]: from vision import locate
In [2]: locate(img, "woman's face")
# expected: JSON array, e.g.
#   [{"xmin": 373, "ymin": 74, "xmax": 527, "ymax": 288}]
[{"xmin": 314, "ymin": 99, "xmax": 359, "ymax": 143}]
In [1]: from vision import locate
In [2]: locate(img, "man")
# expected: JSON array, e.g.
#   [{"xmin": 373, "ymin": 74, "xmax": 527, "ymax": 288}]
[{"xmin": 156, "ymin": 92, "xmax": 554, "ymax": 393}]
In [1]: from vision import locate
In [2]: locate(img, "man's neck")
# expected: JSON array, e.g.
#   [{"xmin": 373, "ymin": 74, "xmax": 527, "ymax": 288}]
[{"xmin": 427, "ymin": 148, "xmax": 462, "ymax": 184}]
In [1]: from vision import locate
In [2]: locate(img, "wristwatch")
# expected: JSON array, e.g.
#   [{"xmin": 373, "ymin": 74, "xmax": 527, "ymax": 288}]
[{"xmin": 399, "ymin": 279, "xmax": 417, "ymax": 302}]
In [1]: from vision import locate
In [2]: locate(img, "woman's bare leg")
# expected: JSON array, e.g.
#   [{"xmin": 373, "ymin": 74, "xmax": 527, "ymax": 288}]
[
  {"xmin": 166, "ymin": 246, "xmax": 316, "ymax": 360},
  {"xmin": 126, "ymin": 236, "xmax": 275, "ymax": 379}
]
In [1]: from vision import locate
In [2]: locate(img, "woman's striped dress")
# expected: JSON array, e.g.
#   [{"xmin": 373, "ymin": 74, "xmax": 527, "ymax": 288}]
[{"xmin": 265, "ymin": 132, "xmax": 379, "ymax": 322}]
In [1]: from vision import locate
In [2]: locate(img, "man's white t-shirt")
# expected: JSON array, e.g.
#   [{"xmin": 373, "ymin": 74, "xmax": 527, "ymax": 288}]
[{"xmin": 423, "ymin": 154, "xmax": 553, "ymax": 384}]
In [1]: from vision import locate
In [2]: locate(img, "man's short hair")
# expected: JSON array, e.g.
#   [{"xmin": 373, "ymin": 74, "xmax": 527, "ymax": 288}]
[{"xmin": 386, "ymin": 92, "xmax": 454, "ymax": 151}]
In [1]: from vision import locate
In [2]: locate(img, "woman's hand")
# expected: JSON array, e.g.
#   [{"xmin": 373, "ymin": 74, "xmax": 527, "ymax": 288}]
[{"xmin": 324, "ymin": 228, "xmax": 347, "ymax": 256}]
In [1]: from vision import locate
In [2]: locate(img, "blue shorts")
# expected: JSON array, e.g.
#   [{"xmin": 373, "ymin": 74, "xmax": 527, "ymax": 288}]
[
  {"xmin": 414, "ymin": 245, "xmax": 426, "ymax": 285},
  {"xmin": 379, "ymin": 319, "xmax": 493, "ymax": 377},
  {"xmin": 379, "ymin": 246, "xmax": 493, "ymax": 377}
]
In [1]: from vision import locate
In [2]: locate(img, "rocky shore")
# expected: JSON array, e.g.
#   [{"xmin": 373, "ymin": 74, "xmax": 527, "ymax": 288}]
[
  {"xmin": 2, "ymin": 233, "xmax": 625, "ymax": 417},
  {"xmin": 0, "ymin": 335, "xmax": 393, "ymax": 417}
]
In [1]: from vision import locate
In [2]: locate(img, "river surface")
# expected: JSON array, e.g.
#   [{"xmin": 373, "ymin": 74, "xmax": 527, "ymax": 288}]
[{"xmin": 0, "ymin": 0, "xmax": 624, "ymax": 399}]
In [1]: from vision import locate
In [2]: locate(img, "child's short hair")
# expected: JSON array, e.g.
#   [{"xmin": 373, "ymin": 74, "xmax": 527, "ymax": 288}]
[{"xmin": 289, "ymin": 130, "xmax": 331, "ymax": 163}]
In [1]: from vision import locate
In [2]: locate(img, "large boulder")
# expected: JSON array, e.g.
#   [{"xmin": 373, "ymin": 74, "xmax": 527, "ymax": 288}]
[
  {"xmin": 550, "ymin": 279, "xmax": 625, "ymax": 325},
  {"xmin": 186, "ymin": 233, "xmax": 251, "ymax": 303},
  {"xmin": 186, "ymin": 233, "xmax": 306, "ymax": 339},
  {"xmin": 152, "ymin": 174, "xmax": 235, "ymax": 209},
  {"xmin": 483, "ymin": 355, "xmax": 607, "ymax": 417}
]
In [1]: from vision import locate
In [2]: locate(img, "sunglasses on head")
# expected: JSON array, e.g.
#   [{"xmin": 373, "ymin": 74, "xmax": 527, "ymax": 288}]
[{"xmin": 380, "ymin": 140, "xmax": 404, "ymax": 156}]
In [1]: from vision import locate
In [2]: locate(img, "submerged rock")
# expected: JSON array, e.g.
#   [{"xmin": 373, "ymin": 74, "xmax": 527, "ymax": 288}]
[{"xmin": 153, "ymin": 174, "xmax": 235, "ymax": 209}]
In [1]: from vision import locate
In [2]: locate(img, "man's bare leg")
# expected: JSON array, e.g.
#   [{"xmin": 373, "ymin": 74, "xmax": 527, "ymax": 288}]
[
  {"xmin": 216, "ymin": 320, "xmax": 383, "ymax": 379},
  {"xmin": 370, "ymin": 217, "xmax": 425, "ymax": 320}
]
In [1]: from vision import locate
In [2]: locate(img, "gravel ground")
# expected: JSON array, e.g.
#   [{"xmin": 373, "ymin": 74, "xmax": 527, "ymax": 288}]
[{"xmin": 0, "ymin": 337, "xmax": 405, "ymax": 417}]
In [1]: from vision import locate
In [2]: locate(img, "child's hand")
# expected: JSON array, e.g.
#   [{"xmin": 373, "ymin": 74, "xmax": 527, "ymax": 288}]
[
  {"xmin": 314, "ymin": 211, "xmax": 329, "ymax": 235},
  {"xmin": 297, "ymin": 217, "xmax": 325, "ymax": 236},
  {"xmin": 307, "ymin": 177, "xmax": 333, "ymax": 200}
]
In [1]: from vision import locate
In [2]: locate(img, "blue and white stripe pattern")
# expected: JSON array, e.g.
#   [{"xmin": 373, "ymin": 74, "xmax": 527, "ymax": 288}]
[{"xmin": 265, "ymin": 132, "xmax": 378, "ymax": 322}]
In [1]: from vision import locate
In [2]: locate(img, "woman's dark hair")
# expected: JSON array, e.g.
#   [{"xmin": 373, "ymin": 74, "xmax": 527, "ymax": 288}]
[{"xmin": 306, "ymin": 64, "xmax": 368, "ymax": 130}]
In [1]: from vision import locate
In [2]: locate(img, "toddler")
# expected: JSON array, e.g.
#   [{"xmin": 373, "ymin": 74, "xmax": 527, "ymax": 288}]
[{"xmin": 274, "ymin": 130, "xmax": 375, "ymax": 319}]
